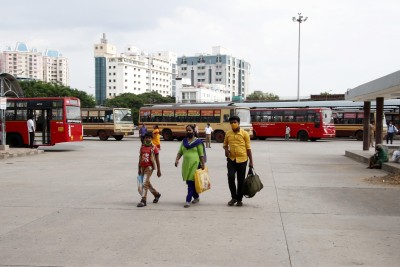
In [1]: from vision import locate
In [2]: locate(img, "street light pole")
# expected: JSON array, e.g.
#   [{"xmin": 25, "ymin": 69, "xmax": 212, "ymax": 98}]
[{"xmin": 293, "ymin": 13, "xmax": 308, "ymax": 102}]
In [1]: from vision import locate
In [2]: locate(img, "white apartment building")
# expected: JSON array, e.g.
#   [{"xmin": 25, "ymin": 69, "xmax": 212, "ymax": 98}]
[
  {"xmin": 43, "ymin": 49, "xmax": 69, "ymax": 86},
  {"xmin": 175, "ymin": 77, "xmax": 227, "ymax": 103},
  {"xmin": 177, "ymin": 46, "xmax": 251, "ymax": 102},
  {"xmin": 0, "ymin": 42, "xmax": 69, "ymax": 86},
  {"xmin": 94, "ymin": 34, "xmax": 176, "ymax": 104}
]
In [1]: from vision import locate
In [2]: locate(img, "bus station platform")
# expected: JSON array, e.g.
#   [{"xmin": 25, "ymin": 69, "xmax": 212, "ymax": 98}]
[{"xmin": 345, "ymin": 144, "xmax": 400, "ymax": 173}]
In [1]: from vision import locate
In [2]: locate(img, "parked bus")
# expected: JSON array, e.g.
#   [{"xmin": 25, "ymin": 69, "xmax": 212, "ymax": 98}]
[
  {"xmin": 332, "ymin": 110, "xmax": 387, "ymax": 140},
  {"xmin": 240, "ymin": 100, "xmax": 400, "ymax": 140},
  {"xmin": 250, "ymin": 108, "xmax": 335, "ymax": 141},
  {"xmin": 138, "ymin": 103, "xmax": 253, "ymax": 143},
  {"xmin": 81, "ymin": 108, "xmax": 134, "ymax": 141},
  {"xmin": 4, "ymin": 97, "xmax": 82, "ymax": 147}
]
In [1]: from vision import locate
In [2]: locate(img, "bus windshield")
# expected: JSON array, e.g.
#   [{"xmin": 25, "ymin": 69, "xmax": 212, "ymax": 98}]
[
  {"xmin": 66, "ymin": 106, "xmax": 82, "ymax": 123},
  {"xmin": 236, "ymin": 108, "xmax": 251, "ymax": 125},
  {"xmin": 322, "ymin": 109, "xmax": 334, "ymax": 124},
  {"xmin": 114, "ymin": 109, "xmax": 133, "ymax": 124}
]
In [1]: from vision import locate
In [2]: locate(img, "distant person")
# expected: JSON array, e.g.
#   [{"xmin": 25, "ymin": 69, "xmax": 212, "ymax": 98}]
[
  {"xmin": 386, "ymin": 121, "xmax": 398, "ymax": 144},
  {"xmin": 139, "ymin": 123, "xmax": 147, "ymax": 143},
  {"xmin": 369, "ymin": 121, "xmax": 375, "ymax": 148},
  {"xmin": 223, "ymin": 115, "xmax": 253, "ymax": 207},
  {"xmin": 193, "ymin": 123, "xmax": 199, "ymax": 137},
  {"xmin": 152, "ymin": 125, "xmax": 161, "ymax": 149},
  {"xmin": 285, "ymin": 125, "xmax": 291, "ymax": 141},
  {"xmin": 175, "ymin": 124, "xmax": 206, "ymax": 208},
  {"xmin": 137, "ymin": 132, "xmax": 161, "ymax": 207},
  {"xmin": 27, "ymin": 115, "xmax": 35, "ymax": 148},
  {"xmin": 368, "ymin": 144, "xmax": 388, "ymax": 169},
  {"xmin": 205, "ymin": 123, "xmax": 213, "ymax": 148}
]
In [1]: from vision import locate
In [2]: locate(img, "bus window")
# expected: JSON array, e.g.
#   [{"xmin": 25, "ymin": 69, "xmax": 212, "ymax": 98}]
[
  {"xmin": 16, "ymin": 110, "xmax": 27, "ymax": 120},
  {"xmin": 5, "ymin": 110, "xmax": 14, "ymax": 120},
  {"xmin": 284, "ymin": 110, "xmax": 295, "ymax": 122},
  {"xmin": 271, "ymin": 110, "xmax": 284, "ymax": 122},
  {"xmin": 307, "ymin": 113, "xmax": 315, "ymax": 123},
  {"xmin": 223, "ymin": 114, "xmax": 230, "ymax": 122},
  {"xmin": 314, "ymin": 113, "xmax": 321, "ymax": 128}
]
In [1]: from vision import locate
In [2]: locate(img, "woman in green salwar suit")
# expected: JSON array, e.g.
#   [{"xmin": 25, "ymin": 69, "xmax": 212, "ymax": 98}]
[{"xmin": 175, "ymin": 125, "xmax": 206, "ymax": 208}]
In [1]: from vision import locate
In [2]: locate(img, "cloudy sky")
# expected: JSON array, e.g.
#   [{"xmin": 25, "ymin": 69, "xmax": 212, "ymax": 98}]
[{"xmin": 2, "ymin": 0, "xmax": 400, "ymax": 98}]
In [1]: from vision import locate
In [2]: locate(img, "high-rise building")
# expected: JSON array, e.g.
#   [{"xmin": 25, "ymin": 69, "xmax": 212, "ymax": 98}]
[
  {"xmin": 0, "ymin": 42, "xmax": 69, "ymax": 86},
  {"xmin": 177, "ymin": 46, "xmax": 251, "ymax": 101},
  {"xmin": 94, "ymin": 33, "xmax": 117, "ymax": 104},
  {"xmin": 43, "ymin": 49, "xmax": 69, "ymax": 86},
  {"xmin": 93, "ymin": 34, "xmax": 176, "ymax": 105}
]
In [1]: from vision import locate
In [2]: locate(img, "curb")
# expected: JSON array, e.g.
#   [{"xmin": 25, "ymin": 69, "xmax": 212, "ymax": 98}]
[
  {"xmin": 0, "ymin": 149, "xmax": 44, "ymax": 160},
  {"xmin": 345, "ymin": 150, "xmax": 400, "ymax": 174}
]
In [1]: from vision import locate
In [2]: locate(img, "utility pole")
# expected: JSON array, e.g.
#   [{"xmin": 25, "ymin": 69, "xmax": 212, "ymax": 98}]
[{"xmin": 293, "ymin": 13, "xmax": 308, "ymax": 102}]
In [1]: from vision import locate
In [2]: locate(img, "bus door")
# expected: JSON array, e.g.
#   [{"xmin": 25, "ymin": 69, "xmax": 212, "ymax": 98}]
[{"xmin": 32, "ymin": 109, "xmax": 51, "ymax": 145}]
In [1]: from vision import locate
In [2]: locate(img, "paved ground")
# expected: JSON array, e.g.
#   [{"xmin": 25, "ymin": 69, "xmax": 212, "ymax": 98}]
[{"xmin": 0, "ymin": 137, "xmax": 399, "ymax": 267}]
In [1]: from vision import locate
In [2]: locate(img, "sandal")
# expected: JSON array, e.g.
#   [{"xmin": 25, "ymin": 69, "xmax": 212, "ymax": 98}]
[
  {"xmin": 153, "ymin": 193, "xmax": 161, "ymax": 203},
  {"xmin": 137, "ymin": 198, "xmax": 146, "ymax": 207}
]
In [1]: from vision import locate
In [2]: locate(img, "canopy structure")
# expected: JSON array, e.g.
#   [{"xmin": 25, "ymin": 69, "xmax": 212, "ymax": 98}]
[
  {"xmin": 0, "ymin": 73, "xmax": 24, "ymax": 97},
  {"xmin": 345, "ymin": 70, "xmax": 400, "ymax": 101},
  {"xmin": 345, "ymin": 70, "xmax": 400, "ymax": 150}
]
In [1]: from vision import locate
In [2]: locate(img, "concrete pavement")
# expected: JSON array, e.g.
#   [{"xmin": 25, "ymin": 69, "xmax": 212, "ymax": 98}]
[{"xmin": 0, "ymin": 137, "xmax": 399, "ymax": 266}]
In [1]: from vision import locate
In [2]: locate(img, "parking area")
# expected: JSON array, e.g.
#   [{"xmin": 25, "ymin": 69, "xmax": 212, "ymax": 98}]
[{"xmin": 0, "ymin": 137, "xmax": 399, "ymax": 266}]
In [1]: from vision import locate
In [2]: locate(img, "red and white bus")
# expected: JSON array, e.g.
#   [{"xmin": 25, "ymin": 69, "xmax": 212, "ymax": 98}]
[
  {"xmin": 4, "ymin": 97, "xmax": 82, "ymax": 147},
  {"xmin": 250, "ymin": 108, "xmax": 335, "ymax": 141}
]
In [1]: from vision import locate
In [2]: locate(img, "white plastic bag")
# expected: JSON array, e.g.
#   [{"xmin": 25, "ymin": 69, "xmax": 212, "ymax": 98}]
[
  {"xmin": 392, "ymin": 151, "xmax": 400, "ymax": 163},
  {"xmin": 137, "ymin": 175, "xmax": 144, "ymax": 196}
]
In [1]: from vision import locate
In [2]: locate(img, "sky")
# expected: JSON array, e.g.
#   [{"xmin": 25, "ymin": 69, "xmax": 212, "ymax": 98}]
[{"xmin": 2, "ymin": 0, "xmax": 400, "ymax": 99}]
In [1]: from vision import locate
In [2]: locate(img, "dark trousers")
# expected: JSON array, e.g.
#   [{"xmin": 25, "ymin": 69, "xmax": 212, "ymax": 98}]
[
  {"xmin": 227, "ymin": 158, "xmax": 248, "ymax": 202},
  {"xmin": 29, "ymin": 132, "xmax": 35, "ymax": 148},
  {"xmin": 386, "ymin": 132, "xmax": 394, "ymax": 144},
  {"xmin": 186, "ymin": 180, "xmax": 199, "ymax": 203}
]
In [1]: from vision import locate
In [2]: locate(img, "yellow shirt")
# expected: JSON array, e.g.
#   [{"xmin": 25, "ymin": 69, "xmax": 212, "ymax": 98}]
[
  {"xmin": 152, "ymin": 129, "xmax": 161, "ymax": 146},
  {"xmin": 223, "ymin": 129, "xmax": 251, "ymax": 163}
]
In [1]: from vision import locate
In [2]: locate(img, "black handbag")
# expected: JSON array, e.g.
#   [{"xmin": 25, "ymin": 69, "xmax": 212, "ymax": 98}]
[{"xmin": 242, "ymin": 167, "xmax": 263, "ymax": 198}]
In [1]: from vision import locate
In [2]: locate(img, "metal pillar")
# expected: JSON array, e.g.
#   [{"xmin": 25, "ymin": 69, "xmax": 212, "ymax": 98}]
[
  {"xmin": 363, "ymin": 101, "xmax": 371, "ymax": 151},
  {"xmin": 375, "ymin": 97, "xmax": 384, "ymax": 145},
  {"xmin": 0, "ymin": 78, "xmax": 5, "ymax": 146}
]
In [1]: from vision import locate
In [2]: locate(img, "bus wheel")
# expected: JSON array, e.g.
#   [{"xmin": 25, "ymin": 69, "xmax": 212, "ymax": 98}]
[
  {"xmin": 6, "ymin": 133, "xmax": 23, "ymax": 147},
  {"xmin": 162, "ymin": 129, "xmax": 174, "ymax": 141},
  {"xmin": 214, "ymin": 131, "xmax": 225, "ymax": 143},
  {"xmin": 298, "ymin": 131, "xmax": 309, "ymax": 141},
  {"xmin": 113, "ymin": 135, "xmax": 123, "ymax": 141},
  {"xmin": 355, "ymin": 131, "xmax": 363, "ymax": 141},
  {"xmin": 98, "ymin": 131, "xmax": 109, "ymax": 141},
  {"xmin": 251, "ymin": 132, "xmax": 257, "ymax": 140}
]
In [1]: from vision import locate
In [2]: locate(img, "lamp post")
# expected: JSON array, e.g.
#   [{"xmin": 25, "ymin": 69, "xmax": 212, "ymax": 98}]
[{"xmin": 293, "ymin": 13, "xmax": 308, "ymax": 102}]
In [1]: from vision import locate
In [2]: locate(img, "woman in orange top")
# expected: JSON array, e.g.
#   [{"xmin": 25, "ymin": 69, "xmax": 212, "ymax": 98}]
[{"xmin": 152, "ymin": 125, "xmax": 161, "ymax": 149}]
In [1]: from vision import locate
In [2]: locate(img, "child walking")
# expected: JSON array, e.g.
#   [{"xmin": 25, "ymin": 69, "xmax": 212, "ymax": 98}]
[{"xmin": 137, "ymin": 132, "xmax": 162, "ymax": 207}]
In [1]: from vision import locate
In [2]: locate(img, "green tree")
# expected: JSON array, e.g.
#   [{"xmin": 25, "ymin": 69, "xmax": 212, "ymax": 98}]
[
  {"xmin": 246, "ymin": 91, "xmax": 279, "ymax": 101},
  {"xmin": 19, "ymin": 80, "xmax": 96, "ymax": 107},
  {"xmin": 320, "ymin": 91, "xmax": 331, "ymax": 96}
]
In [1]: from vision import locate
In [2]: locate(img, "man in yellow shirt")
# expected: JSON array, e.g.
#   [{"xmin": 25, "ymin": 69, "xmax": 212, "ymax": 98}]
[{"xmin": 223, "ymin": 115, "xmax": 253, "ymax": 206}]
